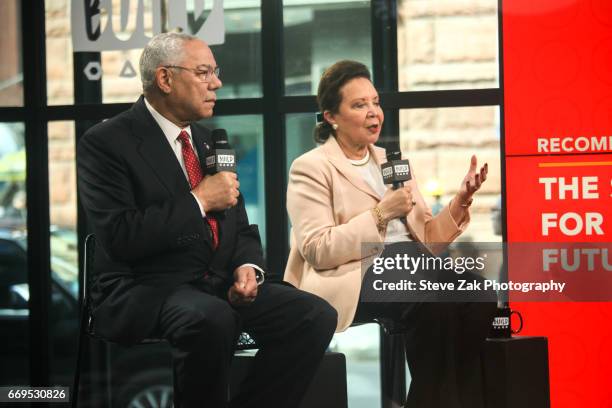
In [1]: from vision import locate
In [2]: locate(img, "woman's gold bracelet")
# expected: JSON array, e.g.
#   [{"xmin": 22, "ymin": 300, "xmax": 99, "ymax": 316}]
[
  {"xmin": 372, "ymin": 206, "xmax": 386, "ymax": 230},
  {"xmin": 460, "ymin": 198, "xmax": 474, "ymax": 208}
]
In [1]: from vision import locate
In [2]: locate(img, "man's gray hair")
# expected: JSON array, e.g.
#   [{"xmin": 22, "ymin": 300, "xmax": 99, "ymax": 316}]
[{"xmin": 139, "ymin": 32, "xmax": 197, "ymax": 92}]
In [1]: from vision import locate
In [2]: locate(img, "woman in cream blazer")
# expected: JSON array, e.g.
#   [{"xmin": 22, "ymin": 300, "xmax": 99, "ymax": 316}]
[
  {"xmin": 285, "ymin": 135, "xmax": 470, "ymax": 331},
  {"xmin": 284, "ymin": 60, "xmax": 495, "ymax": 408}
]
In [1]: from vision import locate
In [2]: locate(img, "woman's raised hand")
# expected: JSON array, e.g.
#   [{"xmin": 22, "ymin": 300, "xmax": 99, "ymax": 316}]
[{"xmin": 457, "ymin": 155, "xmax": 488, "ymax": 204}]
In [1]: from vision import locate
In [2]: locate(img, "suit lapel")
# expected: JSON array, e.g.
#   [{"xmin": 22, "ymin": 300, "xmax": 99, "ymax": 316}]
[
  {"xmin": 190, "ymin": 124, "xmax": 211, "ymax": 161},
  {"xmin": 131, "ymin": 97, "xmax": 191, "ymax": 195},
  {"xmin": 322, "ymin": 136, "xmax": 381, "ymax": 201}
]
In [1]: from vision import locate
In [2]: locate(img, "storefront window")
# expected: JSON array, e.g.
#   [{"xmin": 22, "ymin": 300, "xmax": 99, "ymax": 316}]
[
  {"xmin": 0, "ymin": 0, "xmax": 23, "ymax": 106},
  {"xmin": 397, "ymin": 0, "xmax": 499, "ymax": 91},
  {"xmin": 286, "ymin": 113, "xmax": 317, "ymax": 174},
  {"xmin": 47, "ymin": 121, "xmax": 80, "ymax": 386},
  {"xmin": 0, "ymin": 122, "xmax": 28, "ymax": 384},
  {"xmin": 46, "ymin": 0, "xmax": 263, "ymax": 105},
  {"xmin": 283, "ymin": 1, "xmax": 372, "ymax": 96},
  {"xmin": 400, "ymin": 106, "xmax": 502, "ymax": 241}
]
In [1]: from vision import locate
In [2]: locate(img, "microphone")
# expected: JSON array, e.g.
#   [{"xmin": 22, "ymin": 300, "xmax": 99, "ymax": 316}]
[
  {"xmin": 381, "ymin": 151, "xmax": 412, "ymax": 227},
  {"xmin": 205, "ymin": 128, "xmax": 237, "ymax": 175},
  {"xmin": 381, "ymin": 151, "xmax": 411, "ymax": 189},
  {"xmin": 204, "ymin": 129, "xmax": 237, "ymax": 218}
]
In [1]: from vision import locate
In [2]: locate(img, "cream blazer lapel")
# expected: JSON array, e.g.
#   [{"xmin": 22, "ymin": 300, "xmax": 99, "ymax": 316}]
[{"xmin": 321, "ymin": 136, "xmax": 381, "ymax": 201}]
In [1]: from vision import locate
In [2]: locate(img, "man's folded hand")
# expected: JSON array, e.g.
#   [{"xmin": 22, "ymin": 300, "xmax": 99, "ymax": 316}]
[{"xmin": 228, "ymin": 266, "xmax": 258, "ymax": 306}]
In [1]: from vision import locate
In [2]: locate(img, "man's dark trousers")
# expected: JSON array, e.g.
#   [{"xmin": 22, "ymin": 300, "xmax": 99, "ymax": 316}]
[{"xmin": 158, "ymin": 276, "xmax": 337, "ymax": 408}]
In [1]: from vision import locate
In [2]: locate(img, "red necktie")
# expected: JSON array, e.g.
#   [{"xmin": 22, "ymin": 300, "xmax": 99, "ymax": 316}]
[{"xmin": 177, "ymin": 130, "xmax": 219, "ymax": 249}]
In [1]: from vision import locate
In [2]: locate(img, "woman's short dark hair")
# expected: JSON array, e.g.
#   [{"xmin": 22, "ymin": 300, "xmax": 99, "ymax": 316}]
[{"xmin": 314, "ymin": 60, "xmax": 371, "ymax": 143}]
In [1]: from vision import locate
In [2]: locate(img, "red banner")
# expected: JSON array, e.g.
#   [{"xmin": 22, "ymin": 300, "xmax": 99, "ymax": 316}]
[
  {"xmin": 503, "ymin": 0, "xmax": 612, "ymax": 406},
  {"xmin": 506, "ymin": 155, "xmax": 612, "ymax": 242}
]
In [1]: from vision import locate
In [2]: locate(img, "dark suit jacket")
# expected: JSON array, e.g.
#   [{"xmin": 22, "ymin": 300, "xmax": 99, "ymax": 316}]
[{"xmin": 77, "ymin": 96, "xmax": 265, "ymax": 344}]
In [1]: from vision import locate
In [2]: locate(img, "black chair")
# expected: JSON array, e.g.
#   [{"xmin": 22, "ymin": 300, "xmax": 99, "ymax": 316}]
[
  {"xmin": 72, "ymin": 234, "xmax": 256, "ymax": 407},
  {"xmin": 373, "ymin": 319, "xmax": 410, "ymax": 408}
]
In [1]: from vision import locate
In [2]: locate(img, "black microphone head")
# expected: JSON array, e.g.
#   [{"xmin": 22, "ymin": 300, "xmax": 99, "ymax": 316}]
[
  {"xmin": 381, "ymin": 151, "xmax": 411, "ymax": 186},
  {"xmin": 211, "ymin": 128, "xmax": 229, "ymax": 148},
  {"xmin": 206, "ymin": 128, "xmax": 236, "ymax": 174},
  {"xmin": 386, "ymin": 151, "xmax": 402, "ymax": 161}
]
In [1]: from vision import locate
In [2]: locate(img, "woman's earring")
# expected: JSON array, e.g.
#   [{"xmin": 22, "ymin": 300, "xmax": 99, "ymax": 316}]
[{"xmin": 332, "ymin": 123, "xmax": 339, "ymax": 130}]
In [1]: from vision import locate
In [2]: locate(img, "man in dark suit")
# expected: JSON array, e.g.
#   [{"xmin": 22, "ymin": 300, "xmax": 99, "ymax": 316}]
[{"xmin": 77, "ymin": 32, "xmax": 337, "ymax": 408}]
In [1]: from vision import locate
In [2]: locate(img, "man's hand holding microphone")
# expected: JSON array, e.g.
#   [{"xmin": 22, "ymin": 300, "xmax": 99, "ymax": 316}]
[
  {"xmin": 191, "ymin": 128, "xmax": 240, "ymax": 212},
  {"xmin": 192, "ymin": 172, "xmax": 240, "ymax": 212}
]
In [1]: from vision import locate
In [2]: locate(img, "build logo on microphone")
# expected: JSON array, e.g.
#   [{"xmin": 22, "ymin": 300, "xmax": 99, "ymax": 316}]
[{"xmin": 492, "ymin": 316, "xmax": 510, "ymax": 330}]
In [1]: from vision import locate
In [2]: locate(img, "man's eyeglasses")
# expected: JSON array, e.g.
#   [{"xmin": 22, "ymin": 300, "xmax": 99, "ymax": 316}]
[{"xmin": 164, "ymin": 65, "xmax": 221, "ymax": 82}]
